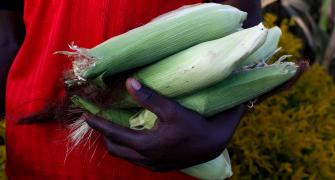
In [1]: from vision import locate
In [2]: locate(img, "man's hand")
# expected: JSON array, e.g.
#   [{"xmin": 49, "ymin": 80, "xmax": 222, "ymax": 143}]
[
  {"xmin": 86, "ymin": 78, "xmax": 245, "ymax": 171},
  {"xmin": 85, "ymin": 59, "xmax": 308, "ymax": 172}
]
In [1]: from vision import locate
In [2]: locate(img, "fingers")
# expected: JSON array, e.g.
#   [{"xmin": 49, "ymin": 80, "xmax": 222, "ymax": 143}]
[
  {"xmin": 125, "ymin": 78, "xmax": 178, "ymax": 118},
  {"xmin": 104, "ymin": 138, "xmax": 148, "ymax": 162},
  {"xmin": 210, "ymin": 104, "xmax": 246, "ymax": 146},
  {"xmin": 213, "ymin": 104, "xmax": 246, "ymax": 120},
  {"xmin": 212, "ymin": 104, "xmax": 245, "ymax": 128},
  {"xmin": 85, "ymin": 114, "xmax": 142, "ymax": 148}
]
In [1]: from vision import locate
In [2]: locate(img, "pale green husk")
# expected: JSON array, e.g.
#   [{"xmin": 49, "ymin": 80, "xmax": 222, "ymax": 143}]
[
  {"xmin": 113, "ymin": 24, "xmax": 268, "ymax": 108},
  {"xmin": 81, "ymin": 3, "xmax": 247, "ymax": 79},
  {"xmin": 71, "ymin": 95, "xmax": 134, "ymax": 128},
  {"xmin": 129, "ymin": 62, "xmax": 298, "ymax": 130},
  {"xmin": 182, "ymin": 149, "xmax": 233, "ymax": 180},
  {"xmin": 114, "ymin": 25, "xmax": 279, "ymax": 109},
  {"xmin": 238, "ymin": 26, "xmax": 282, "ymax": 67},
  {"xmin": 134, "ymin": 23, "xmax": 268, "ymax": 97}
]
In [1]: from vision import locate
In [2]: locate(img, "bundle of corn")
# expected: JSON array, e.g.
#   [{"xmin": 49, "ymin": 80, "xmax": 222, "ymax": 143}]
[{"xmin": 57, "ymin": 3, "xmax": 298, "ymax": 180}]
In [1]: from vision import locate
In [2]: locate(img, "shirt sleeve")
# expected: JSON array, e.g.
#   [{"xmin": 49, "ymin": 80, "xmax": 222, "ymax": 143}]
[{"xmin": 0, "ymin": 0, "xmax": 24, "ymax": 11}]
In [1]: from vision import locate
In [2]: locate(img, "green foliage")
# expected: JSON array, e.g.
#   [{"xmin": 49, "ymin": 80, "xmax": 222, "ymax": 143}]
[
  {"xmin": 229, "ymin": 12, "xmax": 335, "ymax": 179},
  {"xmin": 264, "ymin": 0, "xmax": 335, "ymax": 70},
  {"xmin": 229, "ymin": 64, "xmax": 335, "ymax": 179}
]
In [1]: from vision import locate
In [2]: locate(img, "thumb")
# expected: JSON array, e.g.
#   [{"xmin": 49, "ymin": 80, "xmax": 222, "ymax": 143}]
[{"xmin": 125, "ymin": 78, "xmax": 177, "ymax": 118}]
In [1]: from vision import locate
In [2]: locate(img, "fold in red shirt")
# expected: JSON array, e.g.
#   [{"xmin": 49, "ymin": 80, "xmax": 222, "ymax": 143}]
[{"xmin": 6, "ymin": 0, "xmax": 202, "ymax": 179}]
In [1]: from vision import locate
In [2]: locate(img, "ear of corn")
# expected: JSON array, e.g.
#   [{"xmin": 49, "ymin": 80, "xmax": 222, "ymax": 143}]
[
  {"xmin": 182, "ymin": 149, "xmax": 232, "ymax": 180},
  {"xmin": 112, "ymin": 27, "xmax": 281, "ymax": 108},
  {"xmin": 71, "ymin": 95, "xmax": 134, "ymax": 128},
  {"xmin": 238, "ymin": 26, "xmax": 282, "ymax": 68},
  {"xmin": 133, "ymin": 24, "xmax": 268, "ymax": 97},
  {"xmin": 179, "ymin": 62, "xmax": 297, "ymax": 116},
  {"xmin": 129, "ymin": 62, "xmax": 298, "ymax": 130},
  {"xmin": 79, "ymin": 4, "xmax": 247, "ymax": 79}
]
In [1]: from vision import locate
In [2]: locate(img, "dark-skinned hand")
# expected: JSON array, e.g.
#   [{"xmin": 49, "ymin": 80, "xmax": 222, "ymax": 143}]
[
  {"xmin": 85, "ymin": 59, "xmax": 309, "ymax": 172},
  {"xmin": 86, "ymin": 77, "xmax": 246, "ymax": 172}
]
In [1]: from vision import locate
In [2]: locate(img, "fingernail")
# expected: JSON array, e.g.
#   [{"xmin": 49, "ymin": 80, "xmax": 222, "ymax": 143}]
[
  {"xmin": 81, "ymin": 113, "xmax": 90, "ymax": 121},
  {"xmin": 130, "ymin": 78, "xmax": 141, "ymax": 91}
]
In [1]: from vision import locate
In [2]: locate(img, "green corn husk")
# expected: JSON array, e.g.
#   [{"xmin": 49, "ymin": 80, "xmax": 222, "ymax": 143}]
[
  {"xmin": 129, "ymin": 62, "xmax": 298, "ymax": 130},
  {"xmin": 238, "ymin": 26, "xmax": 282, "ymax": 68},
  {"xmin": 179, "ymin": 62, "xmax": 297, "ymax": 116},
  {"xmin": 114, "ymin": 26, "xmax": 280, "ymax": 109},
  {"xmin": 182, "ymin": 149, "xmax": 232, "ymax": 180},
  {"xmin": 112, "ymin": 25, "xmax": 272, "ymax": 108},
  {"xmin": 134, "ymin": 23, "xmax": 267, "ymax": 97},
  {"xmin": 113, "ymin": 24, "xmax": 268, "ymax": 108},
  {"xmin": 65, "ymin": 3, "xmax": 247, "ymax": 80},
  {"xmin": 71, "ymin": 95, "xmax": 134, "ymax": 127}
]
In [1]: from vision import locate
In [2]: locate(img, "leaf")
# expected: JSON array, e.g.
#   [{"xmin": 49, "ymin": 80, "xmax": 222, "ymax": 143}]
[
  {"xmin": 319, "ymin": 0, "xmax": 332, "ymax": 32},
  {"xmin": 281, "ymin": 3, "xmax": 315, "ymax": 49},
  {"xmin": 282, "ymin": 0, "xmax": 317, "ymax": 32},
  {"xmin": 322, "ymin": 28, "xmax": 335, "ymax": 68}
]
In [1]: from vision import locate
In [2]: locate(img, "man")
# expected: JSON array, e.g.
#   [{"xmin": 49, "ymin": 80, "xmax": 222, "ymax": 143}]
[{"xmin": 0, "ymin": 0, "xmax": 291, "ymax": 179}]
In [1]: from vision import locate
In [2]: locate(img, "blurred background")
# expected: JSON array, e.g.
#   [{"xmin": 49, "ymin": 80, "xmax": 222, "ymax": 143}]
[
  {"xmin": 229, "ymin": 0, "xmax": 335, "ymax": 179},
  {"xmin": 1, "ymin": 0, "xmax": 335, "ymax": 179}
]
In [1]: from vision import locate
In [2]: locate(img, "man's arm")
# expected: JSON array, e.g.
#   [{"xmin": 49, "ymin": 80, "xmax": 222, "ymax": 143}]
[
  {"xmin": 212, "ymin": 0, "xmax": 262, "ymax": 27},
  {"xmin": 0, "ymin": 0, "xmax": 25, "ymax": 116}
]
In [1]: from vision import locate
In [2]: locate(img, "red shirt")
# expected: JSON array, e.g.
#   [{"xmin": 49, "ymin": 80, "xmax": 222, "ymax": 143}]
[{"xmin": 6, "ymin": 0, "xmax": 201, "ymax": 179}]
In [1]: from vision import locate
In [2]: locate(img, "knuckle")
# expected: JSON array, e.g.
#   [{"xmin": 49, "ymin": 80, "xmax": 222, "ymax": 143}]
[
  {"xmin": 136, "ymin": 136, "xmax": 156, "ymax": 152},
  {"xmin": 162, "ymin": 104, "xmax": 178, "ymax": 119},
  {"xmin": 137, "ymin": 142, "xmax": 151, "ymax": 152},
  {"xmin": 106, "ymin": 147, "xmax": 117, "ymax": 156},
  {"xmin": 140, "ymin": 89, "xmax": 154, "ymax": 103},
  {"xmin": 104, "ymin": 131, "xmax": 114, "ymax": 138}
]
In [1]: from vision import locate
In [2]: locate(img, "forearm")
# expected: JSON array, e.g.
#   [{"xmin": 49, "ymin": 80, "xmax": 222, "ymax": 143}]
[
  {"xmin": 0, "ymin": 9, "xmax": 25, "ymax": 116},
  {"xmin": 213, "ymin": 0, "xmax": 262, "ymax": 28}
]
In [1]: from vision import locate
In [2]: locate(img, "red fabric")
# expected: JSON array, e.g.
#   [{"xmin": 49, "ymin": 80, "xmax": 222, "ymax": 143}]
[{"xmin": 5, "ymin": 0, "xmax": 202, "ymax": 179}]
